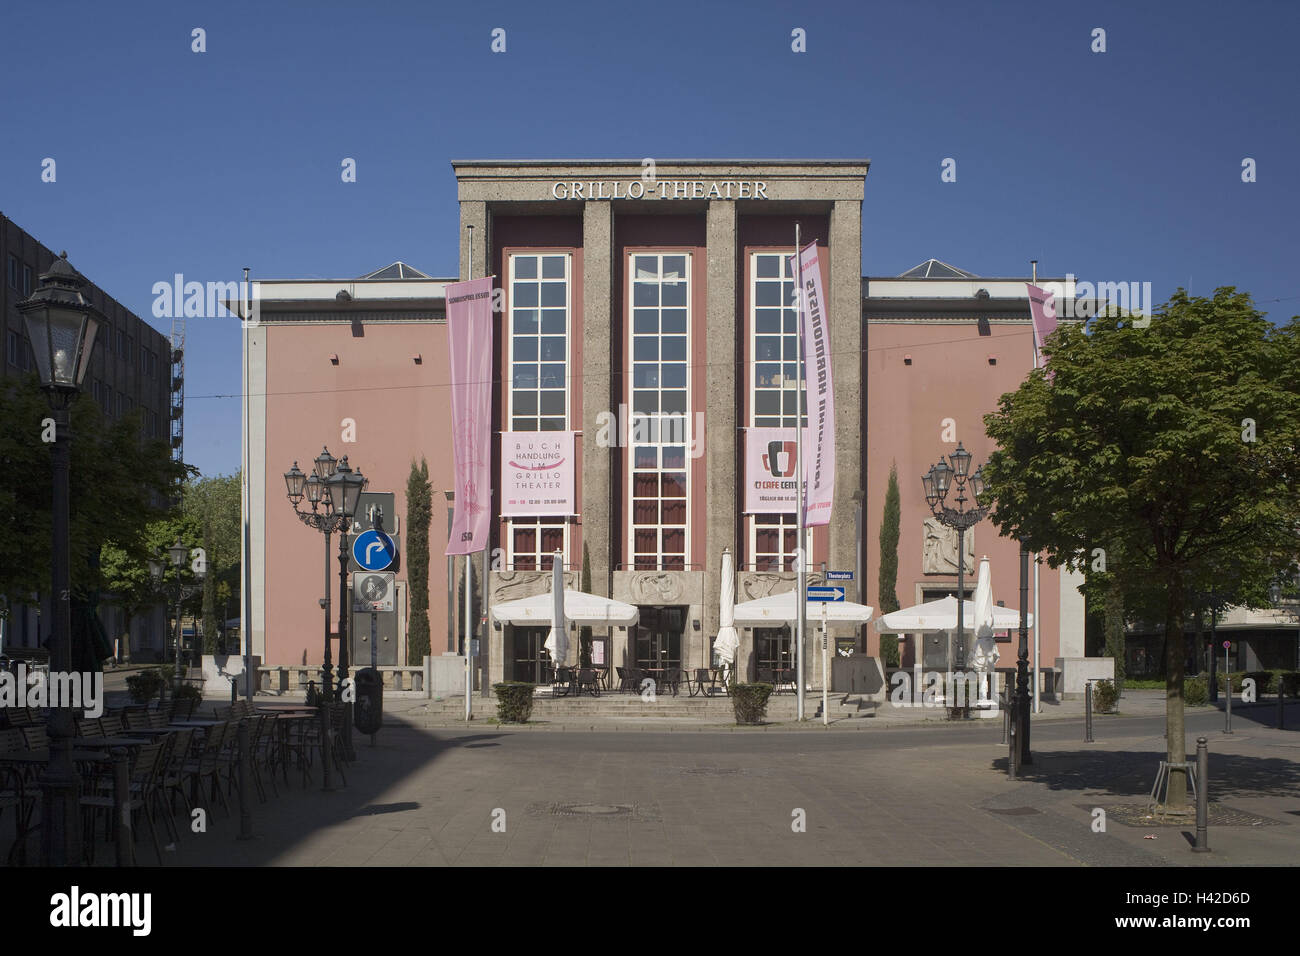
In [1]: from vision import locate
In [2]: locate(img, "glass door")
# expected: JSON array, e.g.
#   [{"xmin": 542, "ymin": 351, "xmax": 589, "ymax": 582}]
[
  {"xmin": 633, "ymin": 606, "xmax": 684, "ymax": 672},
  {"xmin": 510, "ymin": 626, "xmax": 554, "ymax": 684}
]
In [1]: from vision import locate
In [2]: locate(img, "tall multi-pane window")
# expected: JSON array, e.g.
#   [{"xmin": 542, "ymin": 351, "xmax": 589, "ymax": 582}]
[
  {"xmin": 629, "ymin": 253, "xmax": 690, "ymax": 571},
  {"xmin": 508, "ymin": 253, "xmax": 570, "ymax": 567},
  {"xmin": 750, "ymin": 252, "xmax": 809, "ymax": 571}
]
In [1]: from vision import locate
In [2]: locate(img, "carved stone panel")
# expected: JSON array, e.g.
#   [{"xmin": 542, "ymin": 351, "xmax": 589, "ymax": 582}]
[
  {"xmin": 921, "ymin": 517, "xmax": 974, "ymax": 575},
  {"xmin": 736, "ymin": 570, "xmax": 826, "ymax": 602},
  {"xmin": 489, "ymin": 569, "xmax": 579, "ymax": 605}
]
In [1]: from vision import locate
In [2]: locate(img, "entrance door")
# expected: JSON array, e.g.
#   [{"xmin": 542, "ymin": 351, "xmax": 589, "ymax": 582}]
[
  {"xmin": 509, "ymin": 626, "xmax": 554, "ymax": 684},
  {"xmin": 633, "ymin": 606, "xmax": 685, "ymax": 671},
  {"xmin": 755, "ymin": 626, "xmax": 793, "ymax": 677}
]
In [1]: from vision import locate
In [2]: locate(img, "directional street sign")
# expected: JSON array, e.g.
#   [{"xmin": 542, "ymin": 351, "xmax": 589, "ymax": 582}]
[
  {"xmin": 808, "ymin": 586, "xmax": 845, "ymax": 602},
  {"xmin": 352, "ymin": 529, "xmax": 397, "ymax": 572},
  {"xmin": 825, "ymin": 570, "xmax": 854, "ymax": 581}
]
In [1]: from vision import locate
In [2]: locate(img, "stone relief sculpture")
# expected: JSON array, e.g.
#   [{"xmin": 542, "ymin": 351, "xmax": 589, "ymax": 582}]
[
  {"xmin": 492, "ymin": 569, "xmax": 577, "ymax": 603},
  {"xmin": 630, "ymin": 572, "xmax": 683, "ymax": 604},
  {"xmin": 922, "ymin": 517, "xmax": 974, "ymax": 574},
  {"xmin": 739, "ymin": 570, "xmax": 825, "ymax": 601}
]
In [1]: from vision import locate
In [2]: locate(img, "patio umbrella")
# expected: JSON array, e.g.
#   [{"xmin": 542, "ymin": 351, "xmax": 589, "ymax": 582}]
[
  {"xmin": 874, "ymin": 595, "xmax": 1029, "ymax": 633},
  {"xmin": 713, "ymin": 548, "xmax": 740, "ymax": 680},
  {"xmin": 969, "ymin": 556, "xmax": 1000, "ymax": 703},
  {"xmin": 542, "ymin": 554, "xmax": 568, "ymax": 668}
]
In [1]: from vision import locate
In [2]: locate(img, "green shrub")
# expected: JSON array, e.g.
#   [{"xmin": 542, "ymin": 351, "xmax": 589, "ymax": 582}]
[
  {"xmin": 1243, "ymin": 671, "xmax": 1275, "ymax": 695},
  {"xmin": 493, "ymin": 682, "xmax": 535, "ymax": 723},
  {"xmin": 172, "ymin": 683, "xmax": 203, "ymax": 704},
  {"xmin": 1280, "ymin": 672, "xmax": 1300, "ymax": 697},
  {"xmin": 126, "ymin": 667, "xmax": 167, "ymax": 704},
  {"xmin": 1091, "ymin": 679, "xmax": 1119, "ymax": 714},
  {"xmin": 732, "ymin": 683, "xmax": 775, "ymax": 725},
  {"xmin": 1184, "ymin": 677, "xmax": 1209, "ymax": 706},
  {"xmin": 878, "ymin": 635, "xmax": 900, "ymax": 669}
]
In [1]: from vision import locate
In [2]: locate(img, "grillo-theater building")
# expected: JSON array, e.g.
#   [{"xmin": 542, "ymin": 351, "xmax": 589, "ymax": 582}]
[{"xmin": 247, "ymin": 159, "xmax": 1085, "ymax": 694}]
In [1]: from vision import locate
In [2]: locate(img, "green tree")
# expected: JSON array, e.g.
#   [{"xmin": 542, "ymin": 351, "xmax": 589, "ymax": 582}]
[
  {"xmin": 0, "ymin": 374, "xmax": 188, "ymax": 611},
  {"xmin": 877, "ymin": 463, "xmax": 902, "ymax": 667},
  {"xmin": 405, "ymin": 458, "xmax": 432, "ymax": 665},
  {"xmin": 982, "ymin": 290, "xmax": 1300, "ymax": 809}
]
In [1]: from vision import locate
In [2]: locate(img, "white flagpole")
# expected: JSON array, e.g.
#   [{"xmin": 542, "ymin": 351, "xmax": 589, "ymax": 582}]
[
  {"xmin": 1030, "ymin": 260, "xmax": 1041, "ymax": 714},
  {"xmin": 464, "ymin": 228, "xmax": 475, "ymax": 722},
  {"xmin": 795, "ymin": 223, "xmax": 806, "ymax": 721}
]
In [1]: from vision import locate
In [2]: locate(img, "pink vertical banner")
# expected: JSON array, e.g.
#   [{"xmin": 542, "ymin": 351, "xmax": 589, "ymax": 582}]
[
  {"xmin": 1026, "ymin": 283, "xmax": 1058, "ymax": 366},
  {"xmin": 445, "ymin": 276, "xmax": 495, "ymax": 556},
  {"xmin": 795, "ymin": 241, "xmax": 835, "ymax": 526}
]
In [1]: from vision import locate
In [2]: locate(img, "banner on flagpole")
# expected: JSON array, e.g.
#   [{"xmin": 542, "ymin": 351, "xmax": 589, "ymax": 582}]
[
  {"xmin": 1026, "ymin": 282, "xmax": 1058, "ymax": 367},
  {"xmin": 445, "ymin": 276, "xmax": 494, "ymax": 556},
  {"xmin": 794, "ymin": 241, "xmax": 835, "ymax": 527}
]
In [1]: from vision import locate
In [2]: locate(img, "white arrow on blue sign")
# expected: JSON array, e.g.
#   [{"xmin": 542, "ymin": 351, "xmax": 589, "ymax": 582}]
[
  {"xmin": 808, "ymin": 586, "xmax": 845, "ymax": 602},
  {"xmin": 352, "ymin": 529, "xmax": 397, "ymax": 572}
]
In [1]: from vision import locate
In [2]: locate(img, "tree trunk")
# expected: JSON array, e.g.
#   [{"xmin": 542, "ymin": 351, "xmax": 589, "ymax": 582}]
[
  {"xmin": 1163, "ymin": 576, "xmax": 1188, "ymax": 810},
  {"xmin": 1103, "ymin": 575, "xmax": 1125, "ymax": 695}
]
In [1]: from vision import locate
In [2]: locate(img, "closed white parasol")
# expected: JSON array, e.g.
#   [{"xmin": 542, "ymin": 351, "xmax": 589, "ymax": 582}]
[{"xmin": 713, "ymin": 548, "xmax": 740, "ymax": 679}]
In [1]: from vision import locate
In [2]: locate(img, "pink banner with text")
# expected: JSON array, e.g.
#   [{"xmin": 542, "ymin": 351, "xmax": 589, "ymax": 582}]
[
  {"xmin": 445, "ymin": 276, "xmax": 494, "ymax": 556},
  {"xmin": 794, "ymin": 241, "xmax": 835, "ymax": 526},
  {"xmin": 500, "ymin": 431, "xmax": 575, "ymax": 517}
]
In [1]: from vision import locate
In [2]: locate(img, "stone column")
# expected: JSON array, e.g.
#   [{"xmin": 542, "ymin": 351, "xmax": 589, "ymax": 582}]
[
  {"xmin": 829, "ymin": 199, "xmax": 863, "ymax": 602},
  {"xmin": 704, "ymin": 200, "xmax": 738, "ymax": 664},
  {"xmin": 582, "ymin": 201, "xmax": 614, "ymax": 599}
]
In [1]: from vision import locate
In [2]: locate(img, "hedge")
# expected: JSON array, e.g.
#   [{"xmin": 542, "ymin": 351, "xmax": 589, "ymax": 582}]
[
  {"xmin": 732, "ymin": 683, "xmax": 774, "ymax": 725},
  {"xmin": 493, "ymin": 682, "xmax": 536, "ymax": 723}
]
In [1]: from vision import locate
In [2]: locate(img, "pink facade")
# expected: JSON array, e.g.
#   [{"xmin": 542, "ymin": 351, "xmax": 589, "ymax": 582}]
[
  {"xmin": 864, "ymin": 317, "xmax": 1068, "ymax": 668},
  {"xmin": 262, "ymin": 313, "xmax": 455, "ymax": 668}
]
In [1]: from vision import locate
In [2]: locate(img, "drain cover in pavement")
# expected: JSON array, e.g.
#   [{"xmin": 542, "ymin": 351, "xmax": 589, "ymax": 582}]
[
  {"xmin": 527, "ymin": 802, "xmax": 662, "ymax": 822},
  {"xmin": 681, "ymin": 767, "xmax": 746, "ymax": 776},
  {"xmin": 1091, "ymin": 804, "xmax": 1285, "ymax": 828}
]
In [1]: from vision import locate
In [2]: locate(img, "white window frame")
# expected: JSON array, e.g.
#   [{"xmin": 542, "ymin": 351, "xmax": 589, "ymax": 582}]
[
  {"xmin": 626, "ymin": 251, "xmax": 692, "ymax": 572},
  {"xmin": 505, "ymin": 252, "xmax": 572, "ymax": 570},
  {"xmin": 748, "ymin": 251, "xmax": 810, "ymax": 571}
]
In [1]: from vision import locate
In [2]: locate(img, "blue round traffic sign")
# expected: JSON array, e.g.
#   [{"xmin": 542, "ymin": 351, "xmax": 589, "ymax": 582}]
[{"xmin": 353, "ymin": 529, "xmax": 397, "ymax": 571}]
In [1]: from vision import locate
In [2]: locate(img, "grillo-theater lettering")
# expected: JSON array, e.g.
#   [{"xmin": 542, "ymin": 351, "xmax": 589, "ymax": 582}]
[{"xmin": 551, "ymin": 180, "xmax": 769, "ymax": 200}]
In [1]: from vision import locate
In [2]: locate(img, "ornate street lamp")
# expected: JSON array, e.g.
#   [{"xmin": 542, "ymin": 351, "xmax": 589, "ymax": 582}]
[
  {"xmin": 285, "ymin": 450, "xmax": 343, "ymax": 703},
  {"xmin": 18, "ymin": 252, "xmax": 102, "ymax": 867},
  {"xmin": 159, "ymin": 538, "xmax": 204, "ymax": 690},
  {"xmin": 921, "ymin": 444, "xmax": 990, "ymax": 674}
]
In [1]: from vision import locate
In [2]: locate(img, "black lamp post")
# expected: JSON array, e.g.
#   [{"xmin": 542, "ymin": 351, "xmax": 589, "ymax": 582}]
[
  {"xmin": 284, "ymin": 447, "xmax": 349, "ymax": 702},
  {"xmin": 152, "ymin": 538, "xmax": 204, "ymax": 690},
  {"xmin": 18, "ymin": 252, "xmax": 101, "ymax": 867},
  {"xmin": 324, "ymin": 455, "xmax": 366, "ymax": 755},
  {"xmin": 922, "ymin": 442, "xmax": 990, "ymax": 674}
]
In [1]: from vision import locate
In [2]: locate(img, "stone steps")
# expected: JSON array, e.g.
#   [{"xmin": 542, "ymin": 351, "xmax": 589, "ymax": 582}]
[{"xmin": 414, "ymin": 693, "xmax": 878, "ymax": 721}]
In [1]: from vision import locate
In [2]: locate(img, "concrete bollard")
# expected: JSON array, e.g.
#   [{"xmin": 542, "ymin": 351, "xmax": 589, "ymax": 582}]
[
  {"xmin": 1225, "ymin": 679, "xmax": 1233, "ymax": 734},
  {"xmin": 1193, "ymin": 737, "xmax": 1210, "ymax": 853},
  {"xmin": 1278, "ymin": 684, "xmax": 1285, "ymax": 730}
]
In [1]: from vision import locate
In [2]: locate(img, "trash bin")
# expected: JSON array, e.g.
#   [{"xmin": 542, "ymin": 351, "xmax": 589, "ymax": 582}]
[{"xmin": 354, "ymin": 667, "xmax": 383, "ymax": 735}]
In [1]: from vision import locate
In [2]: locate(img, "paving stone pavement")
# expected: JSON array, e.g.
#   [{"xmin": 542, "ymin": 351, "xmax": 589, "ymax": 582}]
[{"xmin": 146, "ymin": 704, "xmax": 1298, "ymax": 867}]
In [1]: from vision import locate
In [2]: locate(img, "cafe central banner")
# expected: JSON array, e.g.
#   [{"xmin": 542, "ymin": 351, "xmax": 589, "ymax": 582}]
[
  {"xmin": 501, "ymin": 431, "xmax": 575, "ymax": 517},
  {"xmin": 744, "ymin": 426, "xmax": 809, "ymax": 513}
]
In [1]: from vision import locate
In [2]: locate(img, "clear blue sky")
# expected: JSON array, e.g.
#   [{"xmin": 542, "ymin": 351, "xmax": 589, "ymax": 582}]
[{"xmin": 3, "ymin": 0, "xmax": 1296, "ymax": 480}]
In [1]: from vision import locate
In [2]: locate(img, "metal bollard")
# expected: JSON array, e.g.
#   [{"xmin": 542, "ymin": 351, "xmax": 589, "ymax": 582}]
[
  {"xmin": 114, "ymin": 751, "xmax": 133, "ymax": 866},
  {"xmin": 237, "ymin": 719, "xmax": 254, "ymax": 840},
  {"xmin": 319, "ymin": 703, "xmax": 335, "ymax": 792},
  {"xmin": 230, "ymin": 677, "xmax": 238, "ymax": 706},
  {"xmin": 1225, "ymin": 679, "xmax": 1233, "ymax": 734},
  {"xmin": 1085, "ymin": 681, "xmax": 1094, "ymax": 743},
  {"xmin": 1192, "ymin": 737, "xmax": 1210, "ymax": 852},
  {"xmin": 1278, "ymin": 685, "xmax": 1285, "ymax": 730}
]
